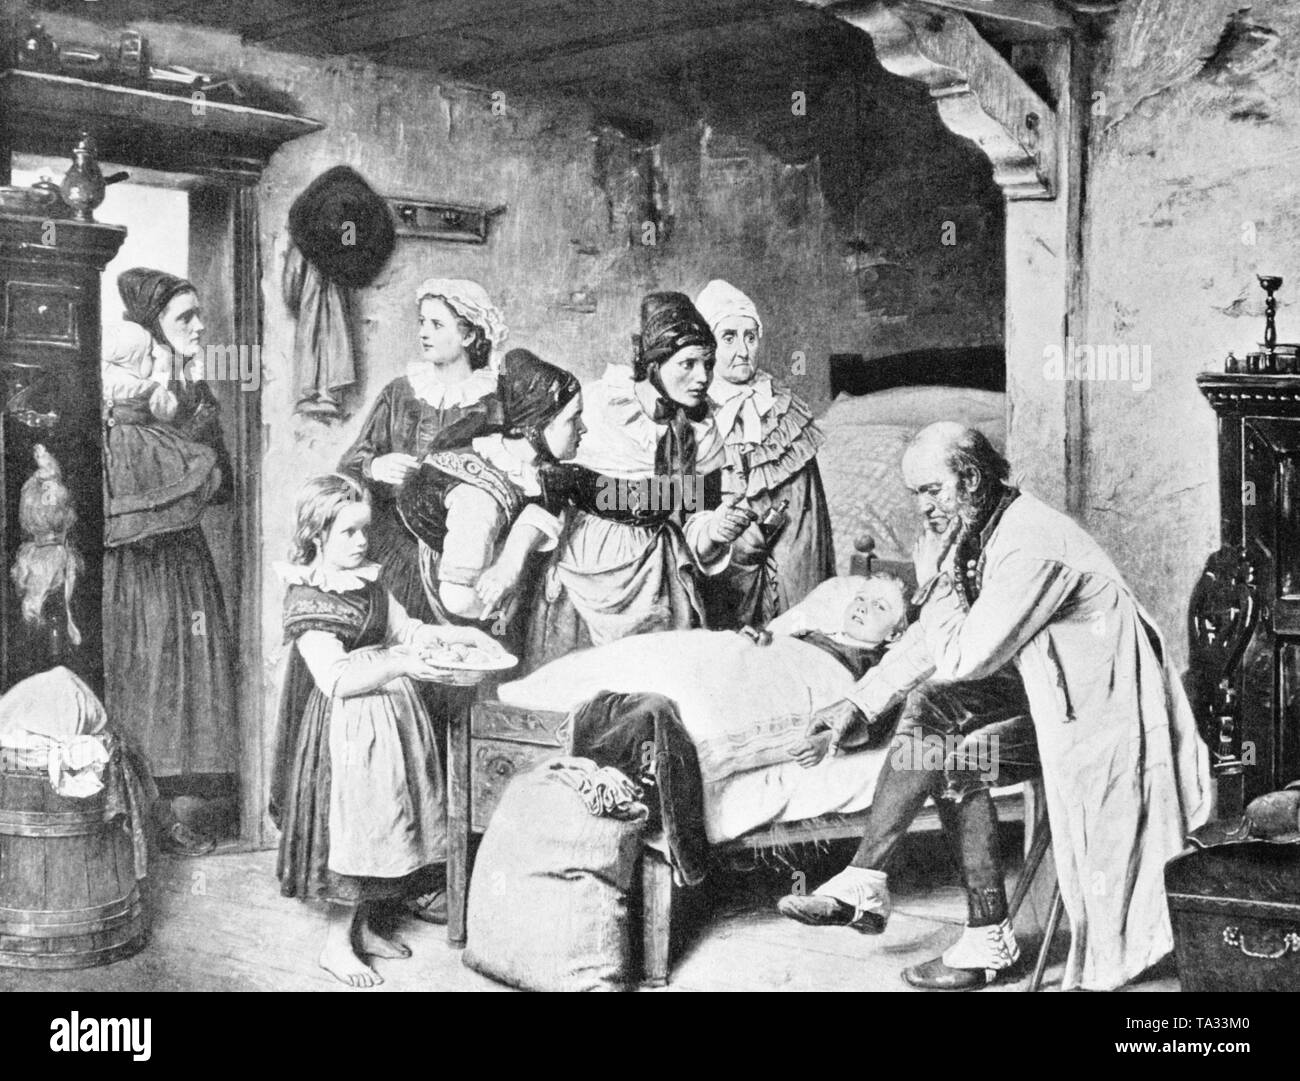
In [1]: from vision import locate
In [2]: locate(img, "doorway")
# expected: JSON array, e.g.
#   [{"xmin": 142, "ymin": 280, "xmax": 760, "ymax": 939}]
[{"xmin": 12, "ymin": 153, "xmax": 262, "ymax": 848}]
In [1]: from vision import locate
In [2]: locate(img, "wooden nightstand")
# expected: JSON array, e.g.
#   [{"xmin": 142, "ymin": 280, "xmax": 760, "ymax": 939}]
[{"xmin": 445, "ymin": 699, "xmax": 568, "ymax": 947}]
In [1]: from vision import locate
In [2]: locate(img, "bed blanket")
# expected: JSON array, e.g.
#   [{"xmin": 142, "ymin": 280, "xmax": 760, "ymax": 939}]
[{"xmin": 499, "ymin": 628, "xmax": 859, "ymax": 783}]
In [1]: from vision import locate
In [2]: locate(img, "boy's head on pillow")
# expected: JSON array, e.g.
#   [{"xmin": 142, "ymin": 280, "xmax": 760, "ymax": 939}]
[{"xmin": 840, "ymin": 571, "xmax": 910, "ymax": 646}]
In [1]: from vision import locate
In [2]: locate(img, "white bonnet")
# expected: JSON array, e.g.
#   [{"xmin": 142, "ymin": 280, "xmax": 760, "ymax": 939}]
[
  {"xmin": 415, "ymin": 278, "xmax": 508, "ymax": 348},
  {"xmin": 694, "ymin": 279, "xmax": 763, "ymax": 337}
]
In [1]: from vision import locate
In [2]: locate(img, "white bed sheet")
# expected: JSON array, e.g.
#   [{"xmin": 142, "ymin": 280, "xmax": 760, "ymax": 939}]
[{"xmin": 702, "ymin": 745, "xmax": 887, "ymax": 843}]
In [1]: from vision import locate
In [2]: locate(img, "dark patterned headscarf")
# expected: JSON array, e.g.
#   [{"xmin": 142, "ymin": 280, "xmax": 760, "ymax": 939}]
[
  {"xmin": 632, "ymin": 292, "xmax": 715, "ymax": 494},
  {"xmin": 633, "ymin": 292, "xmax": 715, "ymax": 387},
  {"xmin": 498, "ymin": 348, "xmax": 581, "ymax": 463},
  {"xmin": 117, "ymin": 267, "xmax": 196, "ymax": 344}
]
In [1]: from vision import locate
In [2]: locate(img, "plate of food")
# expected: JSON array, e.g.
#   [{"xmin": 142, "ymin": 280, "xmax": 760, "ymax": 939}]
[{"xmin": 418, "ymin": 636, "xmax": 517, "ymax": 685}]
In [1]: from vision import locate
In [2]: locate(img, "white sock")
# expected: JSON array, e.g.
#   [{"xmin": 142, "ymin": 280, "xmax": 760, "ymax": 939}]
[
  {"xmin": 941, "ymin": 918, "xmax": 1019, "ymax": 980},
  {"xmin": 813, "ymin": 867, "xmax": 891, "ymax": 925}
]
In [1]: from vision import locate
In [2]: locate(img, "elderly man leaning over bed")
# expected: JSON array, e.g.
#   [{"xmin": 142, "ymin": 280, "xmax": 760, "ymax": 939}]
[{"xmin": 781, "ymin": 422, "xmax": 1212, "ymax": 993}]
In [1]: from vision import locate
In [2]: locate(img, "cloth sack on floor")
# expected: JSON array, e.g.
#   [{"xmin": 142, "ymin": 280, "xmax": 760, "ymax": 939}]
[{"xmin": 463, "ymin": 760, "xmax": 648, "ymax": 992}]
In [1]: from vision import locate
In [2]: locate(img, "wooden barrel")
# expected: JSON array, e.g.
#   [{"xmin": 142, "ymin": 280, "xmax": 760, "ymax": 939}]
[{"xmin": 0, "ymin": 764, "xmax": 147, "ymax": 969}]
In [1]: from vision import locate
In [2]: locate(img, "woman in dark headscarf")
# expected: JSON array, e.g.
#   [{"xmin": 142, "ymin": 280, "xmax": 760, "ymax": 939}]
[
  {"xmin": 521, "ymin": 292, "xmax": 754, "ymax": 672},
  {"xmin": 345, "ymin": 345, "xmax": 584, "ymax": 925},
  {"xmin": 395, "ymin": 346, "xmax": 585, "ymax": 632},
  {"xmin": 104, "ymin": 267, "xmax": 237, "ymax": 852}
]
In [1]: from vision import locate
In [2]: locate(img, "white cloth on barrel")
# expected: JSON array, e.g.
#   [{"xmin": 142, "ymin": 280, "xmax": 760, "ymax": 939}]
[{"xmin": 0, "ymin": 666, "xmax": 111, "ymax": 797}]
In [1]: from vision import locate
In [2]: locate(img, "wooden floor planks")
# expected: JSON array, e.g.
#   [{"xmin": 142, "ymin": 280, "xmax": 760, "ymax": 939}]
[{"xmin": 0, "ymin": 844, "xmax": 1179, "ymax": 993}]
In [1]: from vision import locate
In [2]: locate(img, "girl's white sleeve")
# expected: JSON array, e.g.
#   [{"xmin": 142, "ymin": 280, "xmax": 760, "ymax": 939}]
[
  {"xmin": 385, "ymin": 592, "xmax": 442, "ymax": 649},
  {"xmin": 296, "ymin": 629, "xmax": 397, "ymax": 697}
]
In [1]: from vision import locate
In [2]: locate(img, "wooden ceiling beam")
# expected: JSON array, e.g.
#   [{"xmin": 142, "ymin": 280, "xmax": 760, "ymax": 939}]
[
  {"xmin": 442, "ymin": 6, "xmax": 793, "ymax": 83},
  {"xmin": 830, "ymin": 1, "xmax": 1060, "ymax": 198}
]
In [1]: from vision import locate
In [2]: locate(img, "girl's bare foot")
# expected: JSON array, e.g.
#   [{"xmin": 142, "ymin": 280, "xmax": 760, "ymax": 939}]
[
  {"xmin": 319, "ymin": 939, "xmax": 384, "ymax": 988},
  {"xmin": 358, "ymin": 920, "xmax": 411, "ymax": 960},
  {"xmin": 320, "ymin": 903, "xmax": 383, "ymax": 988}
]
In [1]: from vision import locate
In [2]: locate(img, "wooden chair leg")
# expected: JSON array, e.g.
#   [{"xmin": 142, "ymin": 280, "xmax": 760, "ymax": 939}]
[
  {"xmin": 446, "ymin": 707, "xmax": 471, "ymax": 949},
  {"xmin": 1007, "ymin": 814, "xmax": 1051, "ymax": 923},
  {"xmin": 1027, "ymin": 885, "xmax": 1064, "ymax": 992},
  {"xmin": 640, "ymin": 849, "xmax": 673, "ymax": 988}
]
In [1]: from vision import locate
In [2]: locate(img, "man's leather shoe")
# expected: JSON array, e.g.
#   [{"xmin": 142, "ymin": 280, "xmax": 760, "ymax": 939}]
[
  {"xmin": 902, "ymin": 955, "xmax": 997, "ymax": 990},
  {"xmin": 776, "ymin": 894, "xmax": 885, "ymax": 934}
]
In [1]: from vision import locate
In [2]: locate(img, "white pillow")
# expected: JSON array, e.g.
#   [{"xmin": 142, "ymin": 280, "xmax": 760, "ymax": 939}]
[{"xmin": 765, "ymin": 575, "xmax": 870, "ymax": 637}]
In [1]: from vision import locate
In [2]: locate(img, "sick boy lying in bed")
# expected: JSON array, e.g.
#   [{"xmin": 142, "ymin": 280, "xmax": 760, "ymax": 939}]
[
  {"xmin": 498, "ymin": 571, "xmax": 913, "ymax": 792},
  {"xmin": 744, "ymin": 573, "xmax": 910, "ymax": 768}
]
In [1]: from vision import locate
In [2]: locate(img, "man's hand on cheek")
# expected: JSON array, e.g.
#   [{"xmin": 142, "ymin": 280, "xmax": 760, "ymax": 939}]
[{"xmin": 912, "ymin": 519, "xmax": 959, "ymax": 583}]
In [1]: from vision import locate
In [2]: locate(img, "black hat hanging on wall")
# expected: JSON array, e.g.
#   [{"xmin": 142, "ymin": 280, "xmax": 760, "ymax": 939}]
[{"xmin": 283, "ymin": 165, "xmax": 396, "ymax": 418}]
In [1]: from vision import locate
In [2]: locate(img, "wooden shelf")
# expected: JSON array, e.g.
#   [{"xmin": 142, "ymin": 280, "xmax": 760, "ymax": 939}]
[{"xmin": 0, "ymin": 69, "xmax": 324, "ymax": 182}]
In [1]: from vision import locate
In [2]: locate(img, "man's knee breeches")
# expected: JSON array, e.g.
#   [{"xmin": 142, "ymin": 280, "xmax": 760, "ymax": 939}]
[{"xmin": 889, "ymin": 668, "xmax": 1039, "ymax": 801}]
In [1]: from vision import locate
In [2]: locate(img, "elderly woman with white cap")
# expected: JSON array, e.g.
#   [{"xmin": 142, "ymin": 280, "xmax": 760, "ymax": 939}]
[
  {"xmin": 338, "ymin": 278, "xmax": 507, "ymax": 624},
  {"xmin": 693, "ymin": 279, "xmax": 835, "ymax": 628}
]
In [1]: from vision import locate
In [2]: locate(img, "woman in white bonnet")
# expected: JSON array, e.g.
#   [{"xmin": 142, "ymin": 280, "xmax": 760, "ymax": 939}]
[
  {"xmin": 338, "ymin": 278, "xmax": 507, "ymax": 624},
  {"xmin": 694, "ymin": 279, "xmax": 835, "ymax": 628}
]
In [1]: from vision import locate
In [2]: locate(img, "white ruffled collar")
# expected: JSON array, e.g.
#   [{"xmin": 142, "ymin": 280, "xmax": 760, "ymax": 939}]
[
  {"xmin": 471, "ymin": 433, "xmax": 542, "ymax": 497},
  {"xmin": 405, "ymin": 364, "xmax": 497, "ymax": 409},
  {"xmin": 274, "ymin": 561, "xmax": 381, "ymax": 594},
  {"xmin": 709, "ymin": 371, "xmax": 775, "ymax": 409},
  {"xmin": 598, "ymin": 364, "xmax": 716, "ymax": 447},
  {"xmin": 571, "ymin": 364, "xmax": 724, "ymax": 475}
]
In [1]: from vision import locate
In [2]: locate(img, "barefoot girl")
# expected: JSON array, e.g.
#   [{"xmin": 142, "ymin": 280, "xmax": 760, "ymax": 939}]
[{"xmin": 270, "ymin": 473, "xmax": 501, "ymax": 987}]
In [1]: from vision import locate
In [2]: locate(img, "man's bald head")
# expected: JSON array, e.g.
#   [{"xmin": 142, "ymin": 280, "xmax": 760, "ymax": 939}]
[{"xmin": 902, "ymin": 422, "xmax": 1010, "ymax": 531}]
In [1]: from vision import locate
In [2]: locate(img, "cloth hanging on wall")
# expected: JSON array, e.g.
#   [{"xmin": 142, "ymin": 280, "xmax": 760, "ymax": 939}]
[
  {"xmin": 285, "ymin": 165, "xmax": 396, "ymax": 419},
  {"xmin": 283, "ymin": 244, "xmax": 356, "ymax": 417}
]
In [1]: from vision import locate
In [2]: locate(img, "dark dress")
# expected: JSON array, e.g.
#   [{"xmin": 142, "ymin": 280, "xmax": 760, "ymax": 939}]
[
  {"xmin": 271, "ymin": 578, "xmax": 446, "ymax": 904},
  {"xmin": 339, "ymin": 373, "xmax": 505, "ymax": 742},
  {"xmin": 337, "ymin": 374, "xmax": 502, "ymax": 623},
  {"xmin": 103, "ymin": 378, "xmax": 237, "ymax": 780}
]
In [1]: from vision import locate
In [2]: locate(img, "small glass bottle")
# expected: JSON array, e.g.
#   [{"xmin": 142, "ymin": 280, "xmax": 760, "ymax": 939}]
[{"xmin": 757, "ymin": 498, "xmax": 790, "ymax": 542}]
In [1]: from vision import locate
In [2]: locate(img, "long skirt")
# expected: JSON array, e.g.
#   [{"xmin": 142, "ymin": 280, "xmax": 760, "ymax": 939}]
[
  {"xmin": 276, "ymin": 665, "xmax": 447, "ymax": 905},
  {"xmin": 103, "ymin": 525, "xmax": 237, "ymax": 777},
  {"xmin": 522, "ymin": 512, "xmax": 702, "ymax": 674}
]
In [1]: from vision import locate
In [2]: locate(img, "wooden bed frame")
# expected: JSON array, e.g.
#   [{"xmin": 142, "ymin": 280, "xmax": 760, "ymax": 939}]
[{"xmin": 456, "ymin": 696, "xmax": 1027, "ymax": 986}]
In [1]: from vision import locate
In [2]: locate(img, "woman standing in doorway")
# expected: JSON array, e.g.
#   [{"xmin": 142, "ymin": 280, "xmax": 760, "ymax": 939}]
[{"xmin": 104, "ymin": 267, "xmax": 237, "ymax": 853}]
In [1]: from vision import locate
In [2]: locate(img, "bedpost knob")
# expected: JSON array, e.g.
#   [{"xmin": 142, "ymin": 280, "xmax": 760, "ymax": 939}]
[{"xmin": 854, "ymin": 535, "xmax": 876, "ymax": 554}]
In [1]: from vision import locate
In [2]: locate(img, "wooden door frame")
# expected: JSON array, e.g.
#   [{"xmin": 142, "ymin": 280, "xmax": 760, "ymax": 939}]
[{"xmin": 0, "ymin": 108, "xmax": 310, "ymax": 849}]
